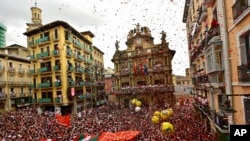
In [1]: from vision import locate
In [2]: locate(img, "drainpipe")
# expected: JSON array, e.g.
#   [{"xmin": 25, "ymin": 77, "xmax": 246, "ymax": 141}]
[{"xmin": 217, "ymin": 0, "xmax": 233, "ymax": 124}]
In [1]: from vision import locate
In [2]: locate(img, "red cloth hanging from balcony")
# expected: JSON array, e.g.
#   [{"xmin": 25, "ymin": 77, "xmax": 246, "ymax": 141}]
[{"xmin": 211, "ymin": 19, "xmax": 218, "ymax": 27}]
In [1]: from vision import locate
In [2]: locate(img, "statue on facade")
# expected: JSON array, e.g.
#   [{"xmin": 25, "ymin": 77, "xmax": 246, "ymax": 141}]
[
  {"xmin": 161, "ymin": 30, "xmax": 166, "ymax": 42},
  {"xmin": 127, "ymin": 30, "xmax": 134, "ymax": 39},
  {"xmin": 136, "ymin": 23, "xmax": 140, "ymax": 33},
  {"xmin": 115, "ymin": 40, "xmax": 120, "ymax": 50},
  {"xmin": 143, "ymin": 26, "xmax": 150, "ymax": 36}
]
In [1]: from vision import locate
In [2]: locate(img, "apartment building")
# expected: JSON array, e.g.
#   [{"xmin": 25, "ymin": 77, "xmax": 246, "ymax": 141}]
[
  {"xmin": 0, "ymin": 44, "xmax": 31, "ymax": 112},
  {"xmin": 183, "ymin": 0, "xmax": 250, "ymax": 140},
  {"xmin": 112, "ymin": 23, "xmax": 175, "ymax": 107},
  {"xmin": 23, "ymin": 5, "xmax": 98, "ymax": 114},
  {"xmin": 91, "ymin": 45, "xmax": 106, "ymax": 106}
]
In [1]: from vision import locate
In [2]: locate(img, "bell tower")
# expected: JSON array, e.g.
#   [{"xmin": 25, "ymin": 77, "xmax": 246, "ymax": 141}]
[{"xmin": 26, "ymin": 1, "xmax": 43, "ymax": 31}]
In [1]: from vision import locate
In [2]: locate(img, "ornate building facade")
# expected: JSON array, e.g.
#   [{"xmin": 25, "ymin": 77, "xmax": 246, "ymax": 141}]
[{"xmin": 112, "ymin": 24, "xmax": 175, "ymax": 107}]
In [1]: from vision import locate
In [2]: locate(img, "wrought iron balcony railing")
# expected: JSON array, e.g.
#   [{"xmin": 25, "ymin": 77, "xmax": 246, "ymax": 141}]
[
  {"xmin": 53, "ymin": 65, "xmax": 61, "ymax": 71},
  {"xmin": 114, "ymin": 85, "xmax": 174, "ymax": 95},
  {"xmin": 66, "ymin": 50, "xmax": 74, "ymax": 57},
  {"xmin": 38, "ymin": 82, "xmax": 52, "ymax": 88},
  {"xmin": 96, "ymin": 81, "xmax": 105, "ymax": 86},
  {"xmin": 54, "ymin": 97, "xmax": 63, "ymax": 103},
  {"xmin": 52, "ymin": 50, "xmax": 60, "ymax": 56},
  {"xmin": 0, "ymin": 93, "xmax": 6, "ymax": 98},
  {"xmin": 119, "ymin": 47, "xmax": 167, "ymax": 59},
  {"xmin": 0, "ymin": 66, "xmax": 5, "ymax": 72},
  {"xmin": 18, "ymin": 68, "xmax": 25, "ymax": 74},
  {"xmin": 8, "ymin": 67, "xmax": 16, "ymax": 73},
  {"xmin": 36, "ymin": 52, "xmax": 50, "ymax": 59},
  {"xmin": 35, "ymin": 36, "xmax": 50, "ymax": 45},
  {"xmin": 207, "ymin": 25, "xmax": 220, "ymax": 45},
  {"xmin": 214, "ymin": 112, "xmax": 229, "ymax": 131},
  {"xmin": 54, "ymin": 81, "xmax": 61, "ymax": 87},
  {"xmin": 38, "ymin": 98, "xmax": 52, "ymax": 103}
]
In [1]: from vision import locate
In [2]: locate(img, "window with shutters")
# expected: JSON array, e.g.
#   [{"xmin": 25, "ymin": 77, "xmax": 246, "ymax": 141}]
[
  {"xmin": 238, "ymin": 30, "xmax": 250, "ymax": 82},
  {"xmin": 239, "ymin": 31, "xmax": 250, "ymax": 68}
]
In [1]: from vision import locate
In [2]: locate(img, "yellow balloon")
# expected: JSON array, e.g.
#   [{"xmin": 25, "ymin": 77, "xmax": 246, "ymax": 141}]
[
  {"xmin": 167, "ymin": 108, "xmax": 173, "ymax": 116},
  {"xmin": 153, "ymin": 111, "xmax": 161, "ymax": 117},
  {"xmin": 135, "ymin": 101, "xmax": 141, "ymax": 107},
  {"xmin": 161, "ymin": 110, "xmax": 168, "ymax": 115},
  {"xmin": 131, "ymin": 99, "xmax": 137, "ymax": 105},
  {"xmin": 160, "ymin": 112, "xmax": 168, "ymax": 120},
  {"xmin": 151, "ymin": 116, "xmax": 160, "ymax": 124},
  {"xmin": 161, "ymin": 122, "xmax": 174, "ymax": 133}
]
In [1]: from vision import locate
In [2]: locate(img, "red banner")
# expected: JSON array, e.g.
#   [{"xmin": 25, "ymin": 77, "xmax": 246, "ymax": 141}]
[
  {"xmin": 98, "ymin": 131, "xmax": 141, "ymax": 141},
  {"xmin": 56, "ymin": 115, "xmax": 70, "ymax": 127}
]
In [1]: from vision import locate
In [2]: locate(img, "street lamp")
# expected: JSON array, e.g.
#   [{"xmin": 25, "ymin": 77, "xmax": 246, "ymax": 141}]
[{"xmin": 221, "ymin": 99, "xmax": 237, "ymax": 114}]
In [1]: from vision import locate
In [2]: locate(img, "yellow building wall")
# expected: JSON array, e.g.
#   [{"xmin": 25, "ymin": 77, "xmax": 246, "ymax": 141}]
[
  {"xmin": 231, "ymin": 87, "xmax": 250, "ymax": 124},
  {"xmin": 27, "ymin": 24, "xmax": 93, "ymax": 106},
  {"xmin": 225, "ymin": 0, "xmax": 250, "ymax": 124},
  {"xmin": 227, "ymin": 16, "xmax": 250, "ymax": 84},
  {"xmin": 82, "ymin": 35, "xmax": 93, "ymax": 43}
]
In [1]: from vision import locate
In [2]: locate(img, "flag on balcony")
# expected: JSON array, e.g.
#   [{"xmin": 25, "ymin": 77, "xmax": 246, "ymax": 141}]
[{"xmin": 56, "ymin": 114, "xmax": 70, "ymax": 127}]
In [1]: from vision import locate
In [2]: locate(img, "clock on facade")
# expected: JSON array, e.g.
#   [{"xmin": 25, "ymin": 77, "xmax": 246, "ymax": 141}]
[{"xmin": 136, "ymin": 38, "xmax": 142, "ymax": 44}]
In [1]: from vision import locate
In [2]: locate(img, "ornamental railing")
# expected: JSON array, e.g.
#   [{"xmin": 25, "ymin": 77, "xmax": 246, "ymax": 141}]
[{"xmin": 114, "ymin": 85, "xmax": 174, "ymax": 95}]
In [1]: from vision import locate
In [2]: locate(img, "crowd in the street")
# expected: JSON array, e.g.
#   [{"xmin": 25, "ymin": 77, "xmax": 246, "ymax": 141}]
[{"xmin": 0, "ymin": 102, "xmax": 216, "ymax": 141}]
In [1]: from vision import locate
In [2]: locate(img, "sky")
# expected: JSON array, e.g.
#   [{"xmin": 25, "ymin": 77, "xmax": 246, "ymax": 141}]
[{"xmin": 0, "ymin": 0, "xmax": 189, "ymax": 76}]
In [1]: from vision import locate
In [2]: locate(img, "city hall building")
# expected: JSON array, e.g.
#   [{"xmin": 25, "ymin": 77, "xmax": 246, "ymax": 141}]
[{"xmin": 112, "ymin": 24, "xmax": 176, "ymax": 107}]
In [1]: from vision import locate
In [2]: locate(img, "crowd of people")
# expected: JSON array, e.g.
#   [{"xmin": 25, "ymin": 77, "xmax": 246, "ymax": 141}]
[{"xmin": 0, "ymin": 102, "xmax": 216, "ymax": 141}]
